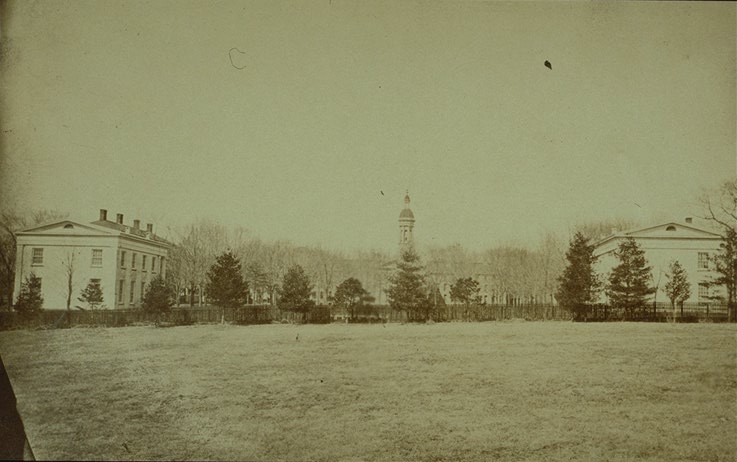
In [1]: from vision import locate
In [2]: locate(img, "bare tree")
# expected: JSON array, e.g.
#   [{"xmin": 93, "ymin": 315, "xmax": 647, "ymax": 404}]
[
  {"xmin": 699, "ymin": 179, "xmax": 737, "ymax": 235},
  {"xmin": 0, "ymin": 212, "xmax": 23, "ymax": 308},
  {"xmin": 169, "ymin": 219, "xmax": 229, "ymax": 307},
  {"xmin": 699, "ymin": 180, "xmax": 737, "ymax": 321},
  {"xmin": 318, "ymin": 249, "xmax": 340, "ymax": 302},
  {"xmin": 62, "ymin": 250, "xmax": 76, "ymax": 317},
  {"xmin": 261, "ymin": 240, "xmax": 292, "ymax": 305},
  {"xmin": 537, "ymin": 231, "xmax": 566, "ymax": 304},
  {"xmin": 348, "ymin": 249, "xmax": 391, "ymax": 305}
]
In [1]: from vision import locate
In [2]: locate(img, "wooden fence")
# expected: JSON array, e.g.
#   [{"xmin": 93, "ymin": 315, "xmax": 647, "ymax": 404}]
[
  {"xmin": 569, "ymin": 302, "xmax": 731, "ymax": 323},
  {"xmin": 0, "ymin": 305, "xmax": 331, "ymax": 331},
  {"xmin": 331, "ymin": 304, "xmax": 571, "ymax": 322},
  {"xmin": 0, "ymin": 301, "xmax": 731, "ymax": 330}
]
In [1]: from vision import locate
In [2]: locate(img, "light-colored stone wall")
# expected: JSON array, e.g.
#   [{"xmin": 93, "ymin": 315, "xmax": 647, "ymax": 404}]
[
  {"xmin": 595, "ymin": 236, "xmax": 724, "ymax": 304},
  {"xmin": 14, "ymin": 235, "xmax": 118, "ymax": 309},
  {"xmin": 113, "ymin": 236, "xmax": 168, "ymax": 309},
  {"xmin": 14, "ymin": 229, "xmax": 169, "ymax": 309}
]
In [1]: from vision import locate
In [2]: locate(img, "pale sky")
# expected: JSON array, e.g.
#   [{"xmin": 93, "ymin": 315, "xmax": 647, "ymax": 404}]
[{"xmin": 1, "ymin": 1, "xmax": 735, "ymax": 253}]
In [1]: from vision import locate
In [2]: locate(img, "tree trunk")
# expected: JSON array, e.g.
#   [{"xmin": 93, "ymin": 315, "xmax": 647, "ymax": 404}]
[
  {"xmin": 66, "ymin": 274, "xmax": 72, "ymax": 328},
  {"xmin": 671, "ymin": 300, "xmax": 676, "ymax": 323}
]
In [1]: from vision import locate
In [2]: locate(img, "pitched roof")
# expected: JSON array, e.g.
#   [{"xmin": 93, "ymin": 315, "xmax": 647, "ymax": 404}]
[
  {"xmin": 16, "ymin": 220, "xmax": 117, "ymax": 236},
  {"xmin": 17, "ymin": 219, "xmax": 171, "ymax": 247},
  {"xmin": 594, "ymin": 221, "xmax": 722, "ymax": 249}
]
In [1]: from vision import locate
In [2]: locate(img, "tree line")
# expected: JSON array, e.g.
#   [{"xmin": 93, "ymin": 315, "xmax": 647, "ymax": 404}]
[{"xmin": 2, "ymin": 180, "xmax": 735, "ymax": 323}]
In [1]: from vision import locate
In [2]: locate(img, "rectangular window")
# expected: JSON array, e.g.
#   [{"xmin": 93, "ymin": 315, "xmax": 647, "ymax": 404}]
[
  {"xmin": 151, "ymin": 256, "xmax": 156, "ymax": 272},
  {"xmin": 130, "ymin": 280, "xmax": 136, "ymax": 303},
  {"xmin": 142, "ymin": 255, "xmax": 147, "ymax": 271},
  {"xmin": 32, "ymin": 248, "xmax": 44, "ymax": 265},
  {"xmin": 118, "ymin": 280, "xmax": 124, "ymax": 304},
  {"xmin": 141, "ymin": 281, "xmax": 146, "ymax": 302},
  {"xmin": 92, "ymin": 249, "xmax": 103, "ymax": 267},
  {"xmin": 132, "ymin": 253, "xmax": 137, "ymax": 269},
  {"xmin": 698, "ymin": 283, "xmax": 709, "ymax": 301},
  {"xmin": 120, "ymin": 251, "xmax": 126, "ymax": 268},
  {"xmin": 698, "ymin": 252, "xmax": 709, "ymax": 270}
]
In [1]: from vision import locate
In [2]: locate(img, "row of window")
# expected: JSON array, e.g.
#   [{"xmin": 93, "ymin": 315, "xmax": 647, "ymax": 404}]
[
  {"xmin": 32, "ymin": 248, "xmax": 103, "ymax": 267},
  {"xmin": 117, "ymin": 278, "xmax": 149, "ymax": 305},
  {"xmin": 31, "ymin": 248, "xmax": 164, "ymax": 273},
  {"xmin": 119, "ymin": 250, "xmax": 162, "ymax": 272}
]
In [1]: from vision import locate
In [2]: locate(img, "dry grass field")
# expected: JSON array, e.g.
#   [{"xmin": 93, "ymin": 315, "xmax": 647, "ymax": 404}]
[{"xmin": 0, "ymin": 321, "xmax": 735, "ymax": 461}]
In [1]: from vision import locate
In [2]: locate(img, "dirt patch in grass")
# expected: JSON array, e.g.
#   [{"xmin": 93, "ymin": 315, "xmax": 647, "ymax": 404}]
[{"xmin": 0, "ymin": 322, "xmax": 735, "ymax": 461}]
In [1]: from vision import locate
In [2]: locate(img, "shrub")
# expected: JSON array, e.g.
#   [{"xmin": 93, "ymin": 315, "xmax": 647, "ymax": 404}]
[
  {"xmin": 142, "ymin": 276, "xmax": 175, "ymax": 321},
  {"xmin": 14, "ymin": 273, "xmax": 43, "ymax": 322}
]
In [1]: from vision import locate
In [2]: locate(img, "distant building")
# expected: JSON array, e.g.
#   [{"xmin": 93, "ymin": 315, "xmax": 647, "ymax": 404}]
[
  {"xmin": 13, "ymin": 209, "xmax": 170, "ymax": 309},
  {"xmin": 592, "ymin": 219, "xmax": 725, "ymax": 304},
  {"xmin": 398, "ymin": 190, "xmax": 415, "ymax": 252}
]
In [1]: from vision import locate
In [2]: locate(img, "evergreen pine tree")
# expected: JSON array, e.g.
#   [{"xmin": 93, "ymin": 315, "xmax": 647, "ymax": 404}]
[
  {"xmin": 664, "ymin": 260, "xmax": 691, "ymax": 322},
  {"xmin": 142, "ymin": 275, "xmax": 175, "ymax": 315},
  {"xmin": 14, "ymin": 273, "xmax": 43, "ymax": 321},
  {"xmin": 450, "ymin": 277, "xmax": 481, "ymax": 321},
  {"xmin": 205, "ymin": 251, "xmax": 249, "ymax": 309},
  {"xmin": 556, "ymin": 232, "xmax": 600, "ymax": 320},
  {"xmin": 278, "ymin": 265, "xmax": 314, "ymax": 321},
  {"xmin": 606, "ymin": 237, "xmax": 655, "ymax": 319},
  {"xmin": 709, "ymin": 226, "xmax": 736, "ymax": 322},
  {"xmin": 333, "ymin": 277, "xmax": 371, "ymax": 321},
  {"xmin": 78, "ymin": 281, "xmax": 104, "ymax": 310},
  {"xmin": 387, "ymin": 248, "xmax": 430, "ymax": 321}
]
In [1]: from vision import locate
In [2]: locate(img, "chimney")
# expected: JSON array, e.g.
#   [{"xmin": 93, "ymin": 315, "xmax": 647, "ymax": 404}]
[
  {"xmin": 685, "ymin": 217, "xmax": 693, "ymax": 224},
  {"xmin": 116, "ymin": 213, "xmax": 124, "ymax": 224},
  {"xmin": 99, "ymin": 209, "xmax": 108, "ymax": 221},
  {"xmin": 133, "ymin": 219, "xmax": 140, "ymax": 230},
  {"xmin": 146, "ymin": 223, "xmax": 153, "ymax": 233}
]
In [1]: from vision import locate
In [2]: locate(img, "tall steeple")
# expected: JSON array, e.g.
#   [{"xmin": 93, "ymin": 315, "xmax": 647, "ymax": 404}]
[{"xmin": 399, "ymin": 190, "xmax": 415, "ymax": 251}]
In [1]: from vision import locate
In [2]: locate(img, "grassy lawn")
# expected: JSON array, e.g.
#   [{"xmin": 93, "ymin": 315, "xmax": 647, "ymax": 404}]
[{"xmin": 0, "ymin": 321, "xmax": 735, "ymax": 461}]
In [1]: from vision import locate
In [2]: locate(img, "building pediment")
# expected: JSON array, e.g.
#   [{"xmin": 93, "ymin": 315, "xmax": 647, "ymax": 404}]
[
  {"xmin": 593, "ymin": 221, "xmax": 723, "ymax": 256},
  {"xmin": 621, "ymin": 222, "xmax": 722, "ymax": 240},
  {"xmin": 16, "ymin": 220, "xmax": 117, "ymax": 237}
]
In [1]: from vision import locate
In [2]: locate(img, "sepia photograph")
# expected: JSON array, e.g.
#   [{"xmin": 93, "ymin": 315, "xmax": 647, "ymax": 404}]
[{"xmin": 0, "ymin": 1, "xmax": 735, "ymax": 460}]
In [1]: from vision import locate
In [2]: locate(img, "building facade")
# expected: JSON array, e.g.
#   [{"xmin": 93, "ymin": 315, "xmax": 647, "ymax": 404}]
[
  {"xmin": 592, "ymin": 220, "xmax": 725, "ymax": 305},
  {"xmin": 13, "ymin": 209, "xmax": 170, "ymax": 309}
]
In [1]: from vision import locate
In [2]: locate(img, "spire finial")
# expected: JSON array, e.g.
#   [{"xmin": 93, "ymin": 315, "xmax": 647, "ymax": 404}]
[{"xmin": 404, "ymin": 190, "xmax": 410, "ymax": 205}]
